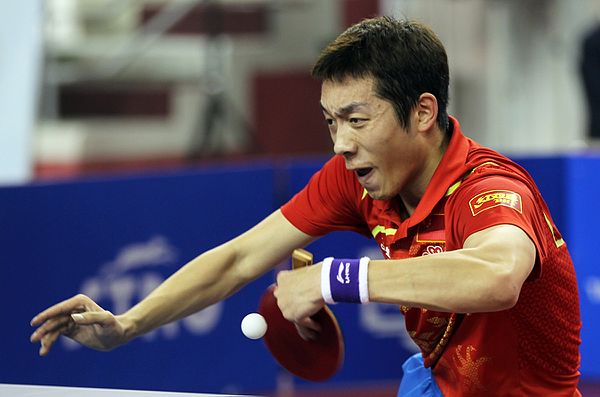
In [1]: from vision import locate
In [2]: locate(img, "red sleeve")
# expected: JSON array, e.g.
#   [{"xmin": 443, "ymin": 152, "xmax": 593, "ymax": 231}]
[
  {"xmin": 280, "ymin": 155, "xmax": 369, "ymax": 237},
  {"xmin": 445, "ymin": 175, "xmax": 550, "ymax": 279}
]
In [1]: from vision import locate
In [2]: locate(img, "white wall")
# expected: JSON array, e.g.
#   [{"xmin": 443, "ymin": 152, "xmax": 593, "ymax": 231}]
[
  {"xmin": 27, "ymin": 0, "xmax": 600, "ymax": 174},
  {"xmin": 0, "ymin": 1, "xmax": 43, "ymax": 184},
  {"xmin": 382, "ymin": 0, "xmax": 600, "ymax": 153},
  {"xmin": 35, "ymin": 0, "xmax": 339, "ymax": 166}
]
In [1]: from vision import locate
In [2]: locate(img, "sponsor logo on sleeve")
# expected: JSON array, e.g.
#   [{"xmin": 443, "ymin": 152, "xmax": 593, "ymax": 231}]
[{"xmin": 468, "ymin": 190, "xmax": 522, "ymax": 216}]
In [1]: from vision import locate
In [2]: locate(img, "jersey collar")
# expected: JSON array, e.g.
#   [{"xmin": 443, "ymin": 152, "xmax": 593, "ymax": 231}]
[{"xmin": 381, "ymin": 116, "xmax": 473, "ymax": 238}]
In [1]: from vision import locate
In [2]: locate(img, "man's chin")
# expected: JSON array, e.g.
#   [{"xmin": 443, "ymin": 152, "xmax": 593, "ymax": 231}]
[{"xmin": 364, "ymin": 189, "xmax": 393, "ymax": 201}]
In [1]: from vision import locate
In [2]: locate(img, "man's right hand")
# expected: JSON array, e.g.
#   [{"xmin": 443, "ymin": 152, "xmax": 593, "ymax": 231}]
[{"xmin": 30, "ymin": 294, "xmax": 130, "ymax": 356}]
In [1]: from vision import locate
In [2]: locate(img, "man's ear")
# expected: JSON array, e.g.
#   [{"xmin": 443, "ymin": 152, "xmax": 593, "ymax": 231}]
[{"xmin": 414, "ymin": 93, "xmax": 438, "ymax": 132}]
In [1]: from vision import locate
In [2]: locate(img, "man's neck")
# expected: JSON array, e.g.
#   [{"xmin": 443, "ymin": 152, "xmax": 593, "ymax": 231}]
[{"xmin": 399, "ymin": 129, "xmax": 449, "ymax": 216}]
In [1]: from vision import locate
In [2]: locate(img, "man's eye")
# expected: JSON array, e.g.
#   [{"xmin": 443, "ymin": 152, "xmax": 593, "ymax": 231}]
[
  {"xmin": 325, "ymin": 118, "xmax": 334, "ymax": 125},
  {"xmin": 350, "ymin": 118, "xmax": 364, "ymax": 124}
]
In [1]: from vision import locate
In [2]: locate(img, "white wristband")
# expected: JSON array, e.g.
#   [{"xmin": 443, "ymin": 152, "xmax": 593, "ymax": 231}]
[
  {"xmin": 321, "ymin": 257, "xmax": 335, "ymax": 304},
  {"xmin": 359, "ymin": 256, "xmax": 370, "ymax": 303}
]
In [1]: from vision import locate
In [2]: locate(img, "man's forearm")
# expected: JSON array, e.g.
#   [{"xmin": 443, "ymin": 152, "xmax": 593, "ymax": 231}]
[
  {"xmin": 367, "ymin": 225, "xmax": 536, "ymax": 313},
  {"xmin": 116, "ymin": 208, "xmax": 314, "ymax": 340},
  {"xmin": 118, "ymin": 243, "xmax": 246, "ymax": 340}
]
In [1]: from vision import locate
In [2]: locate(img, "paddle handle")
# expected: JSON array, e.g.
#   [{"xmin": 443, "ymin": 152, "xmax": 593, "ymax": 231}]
[{"xmin": 291, "ymin": 248, "xmax": 313, "ymax": 269}]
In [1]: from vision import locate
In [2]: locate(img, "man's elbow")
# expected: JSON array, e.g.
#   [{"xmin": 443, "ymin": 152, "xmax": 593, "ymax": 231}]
[{"xmin": 487, "ymin": 273, "xmax": 522, "ymax": 311}]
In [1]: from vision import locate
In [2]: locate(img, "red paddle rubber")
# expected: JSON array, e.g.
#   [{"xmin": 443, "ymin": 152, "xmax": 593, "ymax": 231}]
[{"xmin": 258, "ymin": 284, "xmax": 344, "ymax": 382}]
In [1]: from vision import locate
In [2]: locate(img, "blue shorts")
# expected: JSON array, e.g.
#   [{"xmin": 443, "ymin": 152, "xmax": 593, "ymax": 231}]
[{"xmin": 397, "ymin": 353, "xmax": 444, "ymax": 397}]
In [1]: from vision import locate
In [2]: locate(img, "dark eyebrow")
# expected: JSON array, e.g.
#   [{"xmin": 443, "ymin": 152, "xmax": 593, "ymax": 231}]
[{"xmin": 320, "ymin": 102, "xmax": 369, "ymax": 117}]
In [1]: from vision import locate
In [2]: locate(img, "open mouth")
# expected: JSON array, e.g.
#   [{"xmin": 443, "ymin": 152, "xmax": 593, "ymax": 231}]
[{"xmin": 355, "ymin": 168, "xmax": 373, "ymax": 177}]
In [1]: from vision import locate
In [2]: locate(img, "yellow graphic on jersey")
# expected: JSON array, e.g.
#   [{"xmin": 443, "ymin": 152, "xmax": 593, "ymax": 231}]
[{"xmin": 371, "ymin": 225, "xmax": 397, "ymax": 238}]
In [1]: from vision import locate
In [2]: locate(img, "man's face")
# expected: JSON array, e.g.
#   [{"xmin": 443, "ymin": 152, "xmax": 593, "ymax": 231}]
[{"xmin": 320, "ymin": 76, "xmax": 428, "ymax": 201}]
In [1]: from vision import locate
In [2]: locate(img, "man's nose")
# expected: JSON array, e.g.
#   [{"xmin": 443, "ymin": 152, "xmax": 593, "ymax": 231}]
[{"xmin": 333, "ymin": 125, "xmax": 356, "ymax": 157}]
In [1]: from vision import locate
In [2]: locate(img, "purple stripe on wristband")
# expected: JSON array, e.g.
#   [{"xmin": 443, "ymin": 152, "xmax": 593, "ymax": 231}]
[{"xmin": 330, "ymin": 258, "xmax": 362, "ymax": 303}]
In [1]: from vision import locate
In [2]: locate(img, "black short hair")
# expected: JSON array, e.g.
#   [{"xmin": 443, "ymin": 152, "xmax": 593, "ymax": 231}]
[{"xmin": 312, "ymin": 17, "xmax": 450, "ymax": 133}]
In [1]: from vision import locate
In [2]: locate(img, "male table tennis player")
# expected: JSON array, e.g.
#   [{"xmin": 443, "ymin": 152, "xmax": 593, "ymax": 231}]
[{"xmin": 31, "ymin": 17, "xmax": 581, "ymax": 396}]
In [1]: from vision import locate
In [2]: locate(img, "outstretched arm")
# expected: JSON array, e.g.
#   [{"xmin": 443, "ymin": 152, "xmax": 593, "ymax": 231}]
[{"xmin": 30, "ymin": 209, "xmax": 313, "ymax": 356}]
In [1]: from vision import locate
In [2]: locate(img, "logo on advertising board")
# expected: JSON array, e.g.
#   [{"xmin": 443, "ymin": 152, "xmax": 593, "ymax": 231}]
[
  {"xmin": 62, "ymin": 236, "xmax": 222, "ymax": 350},
  {"xmin": 469, "ymin": 190, "xmax": 522, "ymax": 216}
]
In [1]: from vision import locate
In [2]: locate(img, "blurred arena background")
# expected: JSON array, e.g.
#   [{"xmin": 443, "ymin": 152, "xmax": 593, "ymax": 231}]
[{"xmin": 1, "ymin": 0, "xmax": 599, "ymax": 396}]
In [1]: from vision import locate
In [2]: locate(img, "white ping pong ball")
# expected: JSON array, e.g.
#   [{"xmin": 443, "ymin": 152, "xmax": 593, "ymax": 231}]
[{"xmin": 241, "ymin": 312, "xmax": 267, "ymax": 340}]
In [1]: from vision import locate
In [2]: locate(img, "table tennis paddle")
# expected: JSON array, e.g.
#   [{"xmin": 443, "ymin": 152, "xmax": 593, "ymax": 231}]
[{"xmin": 258, "ymin": 249, "xmax": 344, "ymax": 382}]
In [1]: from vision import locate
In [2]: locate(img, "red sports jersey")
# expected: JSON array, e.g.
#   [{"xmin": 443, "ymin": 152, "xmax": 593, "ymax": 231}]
[{"xmin": 281, "ymin": 117, "xmax": 581, "ymax": 396}]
